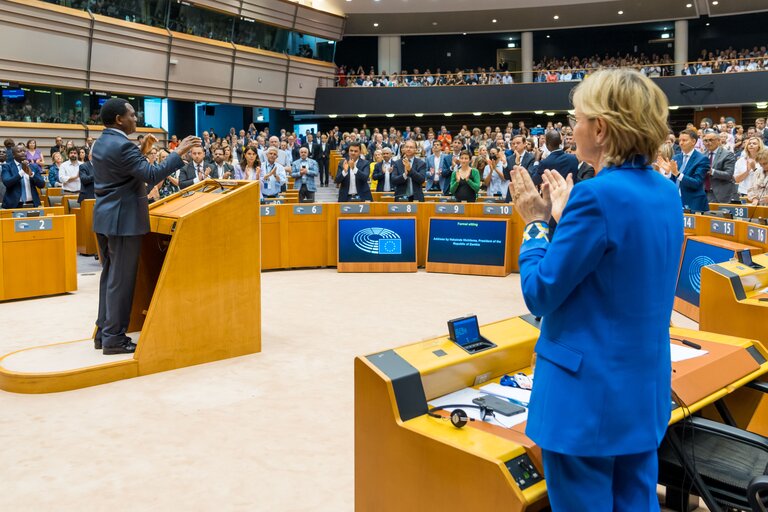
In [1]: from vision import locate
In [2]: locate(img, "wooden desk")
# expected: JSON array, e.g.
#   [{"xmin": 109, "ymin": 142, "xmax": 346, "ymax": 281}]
[
  {"xmin": 70, "ymin": 199, "xmax": 98, "ymax": 255},
  {"xmin": 0, "ymin": 214, "xmax": 77, "ymax": 301},
  {"xmin": 0, "ymin": 206, "xmax": 65, "ymax": 219}
]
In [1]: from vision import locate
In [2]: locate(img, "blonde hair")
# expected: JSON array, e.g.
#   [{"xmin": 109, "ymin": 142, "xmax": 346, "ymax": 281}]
[
  {"xmin": 572, "ymin": 68, "xmax": 669, "ymax": 167},
  {"xmin": 744, "ymin": 136, "xmax": 765, "ymax": 157},
  {"xmin": 756, "ymin": 148, "xmax": 768, "ymax": 166},
  {"xmin": 658, "ymin": 142, "xmax": 674, "ymax": 161}
]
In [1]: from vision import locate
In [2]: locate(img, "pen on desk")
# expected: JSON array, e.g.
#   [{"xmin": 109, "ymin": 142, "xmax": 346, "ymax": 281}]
[{"xmin": 681, "ymin": 339, "xmax": 702, "ymax": 350}]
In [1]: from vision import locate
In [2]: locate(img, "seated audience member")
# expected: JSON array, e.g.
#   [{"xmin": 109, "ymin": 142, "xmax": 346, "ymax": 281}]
[
  {"xmin": 78, "ymin": 147, "xmax": 95, "ymax": 203},
  {"xmin": 702, "ymin": 129, "xmax": 737, "ymax": 203},
  {"xmin": 158, "ymin": 149, "xmax": 181, "ymax": 198},
  {"xmin": 26, "ymin": 139, "xmax": 44, "ymax": 166},
  {"xmin": 670, "ymin": 129, "xmax": 710, "ymax": 212},
  {"xmin": 484, "ymin": 147, "xmax": 509, "ymax": 199},
  {"xmin": 59, "ymin": 147, "xmax": 82, "ymax": 194},
  {"xmin": 209, "ymin": 147, "xmax": 234, "ymax": 179},
  {"xmin": 372, "ymin": 147, "xmax": 397, "ymax": 193},
  {"xmin": 1, "ymin": 144, "xmax": 45, "ymax": 209},
  {"xmin": 234, "ymin": 146, "xmax": 260, "ymax": 180},
  {"xmin": 426, "ymin": 142, "xmax": 452, "ymax": 193},
  {"xmin": 260, "ymin": 147, "xmax": 287, "ymax": 199},
  {"xmin": 335, "ymin": 142, "xmax": 372, "ymax": 202},
  {"xmin": 392, "ymin": 140, "xmax": 426, "ymax": 202},
  {"xmin": 449, "ymin": 150, "xmax": 481, "ymax": 202},
  {"xmin": 291, "ymin": 146, "xmax": 319, "ymax": 202},
  {"xmin": 532, "ymin": 130, "xmax": 579, "ymax": 187},
  {"xmin": 735, "ymin": 136, "xmax": 764, "ymax": 196},
  {"xmin": 180, "ymin": 146, "xmax": 210, "ymax": 188},
  {"xmin": 748, "ymin": 148, "xmax": 768, "ymax": 205},
  {"xmin": 48, "ymin": 151, "xmax": 63, "ymax": 187}
]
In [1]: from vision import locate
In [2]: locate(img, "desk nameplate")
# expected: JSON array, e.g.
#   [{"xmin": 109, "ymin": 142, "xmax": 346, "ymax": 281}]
[
  {"xmin": 14, "ymin": 218, "xmax": 52, "ymax": 232},
  {"xmin": 260, "ymin": 206, "xmax": 277, "ymax": 217},
  {"xmin": 718, "ymin": 206, "xmax": 748, "ymax": 218},
  {"xmin": 435, "ymin": 204, "xmax": 465, "ymax": 214},
  {"xmin": 710, "ymin": 220, "xmax": 735, "ymax": 237},
  {"xmin": 747, "ymin": 225, "xmax": 767, "ymax": 244},
  {"xmin": 484, "ymin": 205, "xmax": 513, "ymax": 216},
  {"xmin": 684, "ymin": 215, "xmax": 696, "ymax": 230},
  {"xmin": 293, "ymin": 205, "xmax": 323, "ymax": 215},
  {"xmin": 389, "ymin": 204, "xmax": 417, "ymax": 213},
  {"xmin": 341, "ymin": 204, "xmax": 370, "ymax": 214}
]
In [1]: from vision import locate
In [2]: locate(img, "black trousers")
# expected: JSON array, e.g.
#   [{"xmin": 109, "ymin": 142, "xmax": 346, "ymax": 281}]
[
  {"xmin": 95, "ymin": 233, "xmax": 143, "ymax": 348},
  {"xmin": 299, "ymin": 184, "xmax": 315, "ymax": 202},
  {"xmin": 318, "ymin": 159, "xmax": 329, "ymax": 185}
]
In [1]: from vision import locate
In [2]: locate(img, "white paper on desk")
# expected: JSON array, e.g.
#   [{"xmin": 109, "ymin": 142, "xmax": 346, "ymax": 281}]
[
  {"xmin": 428, "ymin": 387, "xmax": 528, "ymax": 429},
  {"xmin": 479, "ymin": 383, "xmax": 532, "ymax": 407},
  {"xmin": 670, "ymin": 343, "xmax": 709, "ymax": 362}
]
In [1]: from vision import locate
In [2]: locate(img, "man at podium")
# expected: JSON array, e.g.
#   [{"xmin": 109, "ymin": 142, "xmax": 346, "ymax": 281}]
[{"xmin": 92, "ymin": 98, "xmax": 200, "ymax": 355}]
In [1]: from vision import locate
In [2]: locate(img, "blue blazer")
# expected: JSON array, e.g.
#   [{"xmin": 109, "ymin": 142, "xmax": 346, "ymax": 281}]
[
  {"xmin": 1, "ymin": 161, "xmax": 45, "ymax": 209},
  {"xmin": 291, "ymin": 158, "xmax": 319, "ymax": 192},
  {"xmin": 335, "ymin": 159, "xmax": 372, "ymax": 202},
  {"xmin": 425, "ymin": 153, "xmax": 452, "ymax": 193},
  {"xmin": 532, "ymin": 149, "xmax": 579, "ymax": 188},
  {"xmin": 520, "ymin": 159, "xmax": 684, "ymax": 456},
  {"xmin": 672, "ymin": 150, "xmax": 709, "ymax": 212},
  {"xmin": 91, "ymin": 128, "xmax": 184, "ymax": 236}
]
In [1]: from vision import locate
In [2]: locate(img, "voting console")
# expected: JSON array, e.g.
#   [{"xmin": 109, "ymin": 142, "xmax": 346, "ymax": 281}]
[
  {"xmin": 355, "ymin": 315, "xmax": 768, "ymax": 511},
  {"xmin": 0, "ymin": 180, "xmax": 261, "ymax": 393},
  {"xmin": 0, "ymin": 207, "xmax": 76, "ymax": 301}
]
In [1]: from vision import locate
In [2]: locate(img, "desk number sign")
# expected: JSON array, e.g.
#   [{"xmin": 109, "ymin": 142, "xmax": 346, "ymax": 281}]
[
  {"xmin": 12, "ymin": 210, "xmax": 44, "ymax": 218},
  {"xmin": 747, "ymin": 225, "xmax": 767, "ymax": 244},
  {"xmin": 388, "ymin": 204, "xmax": 417, "ymax": 213},
  {"xmin": 341, "ymin": 204, "xmax": 370, "ymax": 214},
  {"xmin": 435, "ymin": 204, "xmax": 465, "ymax": 214},
  {"xmin": 293, "ymin": 205, "xmax": 322, "ymax": 215},
  {"xmin": 710, "ymin": 220, "xmax": 735, "ymax": 236},
  {"xmin": 484, "ymin": 205, "xmax": 512, "ymax": 216},
  {"xmin": 15, "ymin": 218, "xmax": 52, "ymax": 232},
  {"xmin": 683, "ymin": 215, "xmax": 696, "ymax": 230},
  {"xmin": 260, "ymin": 206, "xmax": 276, "ymax": 217}
]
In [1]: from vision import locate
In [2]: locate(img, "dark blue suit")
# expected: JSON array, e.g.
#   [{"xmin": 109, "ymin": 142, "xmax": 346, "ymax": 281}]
[
  {"xmin": 532, "ymin": 149, "xmax": 579, "ymax": 188},
  {"xmin": 425, "ymin": 153, "xmax": 452, "ymax": 194},
  {"xmin": 391, "ymin": 157, "xmax": 427, "ymax": 201},
  {"xmin": 91, "ymin": 128, "xmax": 184, "ymax": 349},
  {"xmin": 1, "ymin": 161, "xmax": 45, "ymax": 209},
  {"xmin": 519, "ymin": 158, "xmax": 684, "ymax": 511},
  {"xmin": 335, "ymin": 159, "xmax": 372, "ymax": 202},
  {"xmin": 672, "ymin": 150, "xmax": 709, "ymax": 212}
]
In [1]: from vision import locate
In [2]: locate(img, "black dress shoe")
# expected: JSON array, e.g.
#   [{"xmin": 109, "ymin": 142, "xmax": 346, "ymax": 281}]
[
  {"xmin": 103, "ymin": 341, "xmax": 137, "ymax": 355},
  {"xmin": 94, "ymin": 339, "xmax": 102, "ymax": 350}
]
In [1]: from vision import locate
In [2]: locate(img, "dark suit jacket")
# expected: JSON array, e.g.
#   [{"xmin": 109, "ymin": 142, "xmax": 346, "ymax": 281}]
[
  {"xmin": 533, "ymin": 150, "xmax": 579, "ymax": 187},
  {"xmin": 317, "ymin": 143, "xmax": 331, "ymax": 164},
  {"xmin": 503, "ymin": 151, "xmax": 536, "ymax": 180},
  {"xmin": 708, "ymin": 146, "xmax": 737, "ymax": 203},
  {"xmin": 306, "ymin": 142, "xmax": 322, "ymax": 162},
  {"xmin": 575, "ymin": 161, "xmax": 595, "ymax": 183},
  {"xmin": 335, "ymin": 159, "xmax": 372, "ymax": 201},
  {"xmin": 91, "ymin": 128, "xmax": 183, "ymax": 236},
  {"xmin": 291, "ymin": 146, "xmax": 302, "ymax": 161},
  {"xmin": 371, "ymin": 160, "xmax": 397, "ymax": 192},
  {"xmin": 672, "ymin": 150, "xmax": 709, "ymax": 212},
  {"xmin": 1, "ymin": 161, "xmax": 45, "ymax": 208},
  {"xmin": 391, "ymin": 157, "xmax": 427, "ymax": 201},
  {"xmin": 179, "ymin": 161, "xmax": 209, "ymax": 189},
  {"xmin": 78, "ymin": 161, "xmax": 95, "ymax": 203},
  {"xmin": 208, "ymin": 162, "xmax": 235, "ymax": 179}
]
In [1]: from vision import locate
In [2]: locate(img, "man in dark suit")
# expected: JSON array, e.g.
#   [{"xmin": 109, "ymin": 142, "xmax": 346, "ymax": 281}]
[
  {"xmin": 78, "ymin": 147, "xmax": 95, "ymax": 203},
  {"xmin": 91, "ymin": 98, "xmax": 199, "ymax": 354},
  {"xmin": 503, "ymin": 135, "xmax": 536, "ymax": 202},
  {"xmin": 317, "ymin": 133, "xmax": 331, "ymax": 186},
  {"xmin": 179, "ymin": 146, "xmax": 210, "ymax": 189},
  {"xmin": 50, "ymin": 136, "xmax": 65, "ymax": 157},
  {"xmin": 702, "ymin": 130, "xmax": 737, "ymax": 204},
  {"xmin": 671, "ymin": 129, "xmax": 710, "ymax": 212},
  {"xmin": 575, "ymin": 160, "xmax": 595, "ymax": 183},
  {"xmin": 532, "ymin": 130, "xmax": 579, "ymax": 188},
  {"xmin": 207, "ymin": 147, "xmax": 234, "ymax": 179},
  {"xmin": 335, "ymin": 142, "xmax": 372, "ymax": 202},
  {"xmin": 391, "ymin": 140, "xmax": 426, "ymax": 202},
  {"xmin": 1, "ymin": 144, "xmax": 45, "ymax": 209},
  {"xmin": 425, "ymin": 142, "xmax": 452, "ymax": 193},
  {"xmin": 372, "ymin": 147, "xmax": 396, "ymax": 192}
]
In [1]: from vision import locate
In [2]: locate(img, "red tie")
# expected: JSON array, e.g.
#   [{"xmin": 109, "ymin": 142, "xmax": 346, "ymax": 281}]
[{"xmin": 705, "ymin": 152, "xmax": 713, "ymax": 192}]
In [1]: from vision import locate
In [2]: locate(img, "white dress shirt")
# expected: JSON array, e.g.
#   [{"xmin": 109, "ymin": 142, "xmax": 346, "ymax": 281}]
[
  {"xmin": 59, "ymin": 159, "xmax": 81, "ymax": 193},
  {"xmin": 347, "ymin": 161, "xmax": 358, "ymax": 195},
  {"xmin": 13, "ymin": 161, "xmax": 33, "ymax": 203}
]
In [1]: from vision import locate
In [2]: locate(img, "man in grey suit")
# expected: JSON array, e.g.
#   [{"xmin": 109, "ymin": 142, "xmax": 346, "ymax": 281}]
[
  {"xmin": 92, "ymin": 98, "xmax": 199, "ymax": 354},
  {"xmin": 702, "ymin": 130, "xmax": 737, "ymax": 204}
]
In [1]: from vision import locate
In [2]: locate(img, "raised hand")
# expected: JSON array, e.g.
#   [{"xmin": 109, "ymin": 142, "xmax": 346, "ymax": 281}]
[
  {"xmin": 542, "ymin": 169, "xmax": 574, "ymax": 224},
  {"xmin": 176, "ymin": 135, "xmax": 202, "ymax": 156},
  {"xmin": 140, "ymin": 134, "xmax": 158, "ymax": 155},
  {"xmin": 509, "ymin": 166, "xmax": 551, "ymax": 224}
]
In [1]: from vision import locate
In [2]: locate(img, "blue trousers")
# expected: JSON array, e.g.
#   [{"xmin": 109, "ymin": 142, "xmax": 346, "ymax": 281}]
[{"xmin": 541, "ymin": 449, "xmax": 660, "ymax": 512}]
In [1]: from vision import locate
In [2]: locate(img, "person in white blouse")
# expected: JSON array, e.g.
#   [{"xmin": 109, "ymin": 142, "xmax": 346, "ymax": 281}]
[{"xmin": 735, "ymin": 136, "xmax": 764, "ymax": 197}]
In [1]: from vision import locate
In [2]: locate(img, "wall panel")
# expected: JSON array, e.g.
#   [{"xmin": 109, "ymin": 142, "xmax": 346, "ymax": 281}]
[
  {"xmin": 240, "ymin": 0, "xmax": 296, "ymax": 31},
  {"xmin": 294, "ymin": 6, "xmax": 345, "ymax": 41},
  {"xmin": 193, "ymin": 0, "xmax": 241, "ymax": 16},
  {"xmin": 285, "ymin": 57, "xmax": 335, "ymax": 111},
  {"xmin": 89, "ymin": 17, "xmax": 169, "ymax": 98},
  {"xmin": 232, "ymin": 47, "xmax": 289, "ymax": 109},
  {"xmin": 166, "ymin": 34, "xmax": 234, "ymax": 104},
  {"xmin": 0, "ymin": 1, "xmax": 90, "ymax": 90}
]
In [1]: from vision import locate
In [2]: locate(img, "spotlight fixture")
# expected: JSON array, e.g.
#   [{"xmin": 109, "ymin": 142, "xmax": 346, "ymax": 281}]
[
  {"xmin": 545, "ymin": 112, "xmax": 555, "ymax": 117},
  {"xmin": 534, "ymin": 110, "xmax": 544, "ymax": 114},
  {"xmin": 668, "ymin": 106, "xmax": 680, "ymax": 111},
  {"xmin": 432, "ymin": 22, "xmax": 438, "ymax": 26},
  {"xmin": 546, "ymin": 35, "xmax": 551, "ymax": 38},
  {"xmin": 373, "ymin": 23, "xmax": 379, "ymax": 27},
  {"xmin": 706, "ymin": 22, "xmax": 710, "ymax": 26},
  {"xmin": 712, "ymin": 0, "xmax": 718, "ymax": 4},
  {"xmin": 462, "ymin": 32, "xmax": 467, "ymax": 35},
  {"xmin": 444, "ymin": 113, "xmax": 454, "ymax": 117},
  {"xmin": 686, "ymin": 3, "xmax": 692, "ymax": 7},
  {"xmin": 617, "ymin": 10, "xmax": 623, "ymax": 15},
  {"xmin": 472, "ymin": 112, "xmax": 482, "ymax": 116},
  {"xmin": 415, "ymin": 113, "xmax": 424, "ymax": 117},
  {"xmin": 328, "ymin": 114, "xmax": 338, "ymax": 118},
  {"xmin": 553, "ymin": 15, "xmax": 559, "ymax": 20},
  {"xmin": 385, "ymin": 113, "xmax": 395, "ymax": 118},
  {"xmin": 492, "ymin": 19, "xmax": 497, "ymax": 23},
  {"xmin": 502, "ymin": 111, "xmax": 512, "ymax": 116},
  {"xmin": 357, "ymin": 114, "xmax": 367, "ymax": 118}
]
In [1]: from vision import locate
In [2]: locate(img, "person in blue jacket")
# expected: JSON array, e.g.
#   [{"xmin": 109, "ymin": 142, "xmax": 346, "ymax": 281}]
[{"xmin": 509, "ymin": 68, "xmax": 684, "ymax": 512}]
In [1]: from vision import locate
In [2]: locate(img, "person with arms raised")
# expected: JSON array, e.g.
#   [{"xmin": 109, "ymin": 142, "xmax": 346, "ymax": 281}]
[
  {"xmin": 91, "ymin": 98, "xmax": 199, "ymax": 354},
  {"xmin": 1, "ymin": 144, "xmax": 45, "ymax": 209},
  {"xmin": 510, "ymin": 68, "xmax": 683, "ymax": 512}
]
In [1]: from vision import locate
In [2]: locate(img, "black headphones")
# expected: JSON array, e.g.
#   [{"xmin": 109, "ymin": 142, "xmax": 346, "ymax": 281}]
[{"xmin": 427, "ymin": 404, "xmax": 492, "ymax": 429}]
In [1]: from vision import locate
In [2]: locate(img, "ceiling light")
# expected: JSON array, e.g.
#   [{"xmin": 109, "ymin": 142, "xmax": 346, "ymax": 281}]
[
  {"xmin": 546, "ymin": 35, "xmax": 550, "ymax": 38},
  {"xmin": 444, "ymin": 113, "xmax": 453, "ymax": 117},
  {"xmin": 357, "ymin": 114, "xmax": 367, "ymax": 118},
  {"xmin": 567, "ymin": 109, "xmax": 575, "ymax": 115},
  {"xmin": 686, "ymin": 3, "xmax": 692, "ymax": 7},
  {"xmin": 712, "ymin": 0, "xmax": 718, "ymax": 4},
  {"xmin": 668, "ymin": 106, "xmax": 679, "ymax": 110},
  {"xmin": 462, "ymin": 32, "xmax": 467, "ymax": 35},
  {"xmin": 415, "ymin": 113, "xmax": 424, "ymax": 117},
  {"xmin": 502, "ymin": 111, "xmax": 512, "ymax": 116},
  {"xmin": 553, "ymin": 15, "xmax": 559, "ymax": 20},
  {"xmin": 472, "ymin": 112, "xmax": 482, "ymax": 116},
  {"xmin": 617, "ymin": 10, "xmax": 624, "ymax": 15},
  {"xmin": 373, "ymin": 23, "xmax": 379, "ymax": 27},
  {"xmin": 545, "ymin": 112, "xmax": 555, "ymax": 117},
  {"xmin": 328, "ymin": 114, "xmax": 338, "ymax": 118},
  {"xmin": 432, "ymin": 22, "xmax": 438, "ymax": 26},
  {"xmin": 508, "ymin": 37, "xmax": 513, "ymax": 40},
  {"xmin": 757, "ymin": 103, "xmax": 768, "ymax": 109},
  {"xmin": 661, "ymin": 33, "xmax": 671, "ymax": 39},
  {"xmin": 534, "ymin": 110, "xmax": 544, "ymax": 115},
  {"xmin": 492, "ymin": 19, "xmax": 497, "ymax": 23},
  {"xmin": 508, "ymin": 43, "xmax": 516, "ymax": 48},
  {"xmin": 706, "ymin": 22, "xmax": 710, "ymax": 26},
  {"xmin": 385, "ymin": 113, "xmax": 395, "ymax": 118}
]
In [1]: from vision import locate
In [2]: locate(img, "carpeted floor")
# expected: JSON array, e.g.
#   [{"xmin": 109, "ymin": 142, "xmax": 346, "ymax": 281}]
[{"xmin": 0, "ymin": 256, "xmax": 702, "ymax": 511}]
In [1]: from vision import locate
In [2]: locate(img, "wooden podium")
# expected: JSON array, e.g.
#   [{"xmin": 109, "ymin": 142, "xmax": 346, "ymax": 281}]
[{"xmin": 0, "ymin": 180, "xmax": 262, "ymax": 393}]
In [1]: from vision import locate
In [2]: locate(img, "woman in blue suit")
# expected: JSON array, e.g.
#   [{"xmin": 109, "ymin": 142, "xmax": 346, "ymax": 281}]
[{"xmin": 510, "ymin": 69, "xmax": 684, "ymax": 511}]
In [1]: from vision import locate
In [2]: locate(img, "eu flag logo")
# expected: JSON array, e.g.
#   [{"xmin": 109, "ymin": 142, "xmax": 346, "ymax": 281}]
[{"xmin": 378, "ymin": 239, "xmax": 402, "ymax": 255}]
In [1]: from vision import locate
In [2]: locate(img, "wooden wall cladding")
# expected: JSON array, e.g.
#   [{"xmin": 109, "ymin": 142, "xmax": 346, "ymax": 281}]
[
  {"xmin": 285, "ymin": 57, "xmax": 336, "ymax": 110},
  {"xmin": 0, "ymin": 1, "xmax": 91, "ymax": 90},
  {"xmin": 192, "ymin": 0, "xmax": 241, "ymax": 16},
  {"xmin": 232, "ymin": 46, "xmax": 289, "ymax": 109},
  {"xmin": 240, "ymin": 0, "xmax": 297, "ymax": 31},
  {"xmin": 166, "ymin": 33, "xmax": 234, "ymax": 104},
  {"xmin": 294, "ymin": 5, "xmax": 345, "ymax": 41},
  {"xmin": 89, "ymin": 16, "xmax": 170, "ymax": 99}
]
